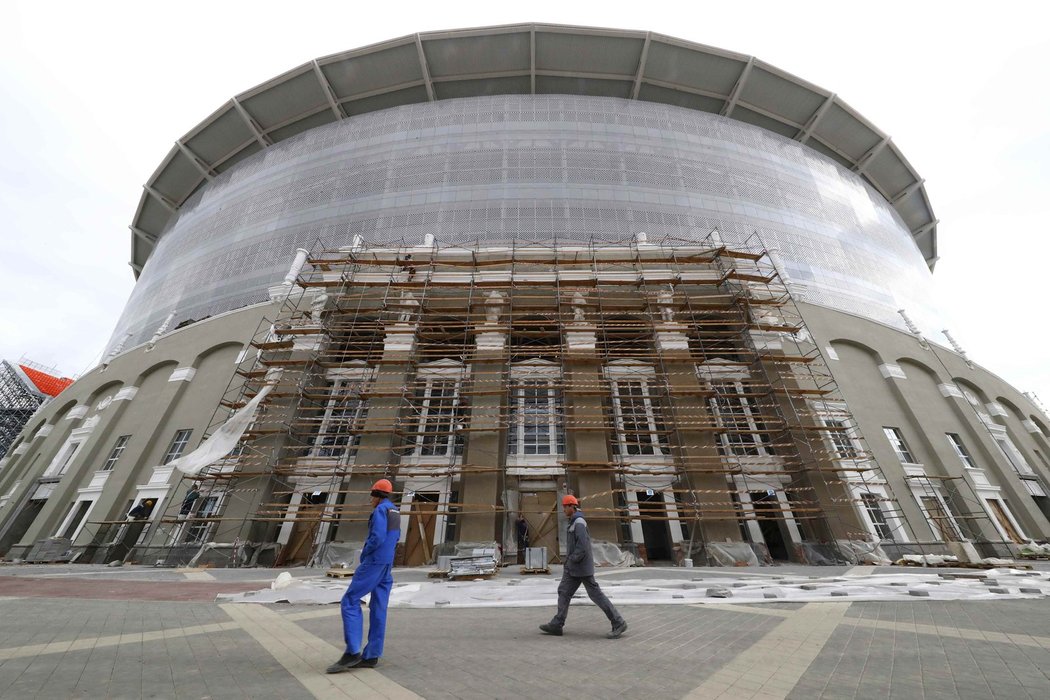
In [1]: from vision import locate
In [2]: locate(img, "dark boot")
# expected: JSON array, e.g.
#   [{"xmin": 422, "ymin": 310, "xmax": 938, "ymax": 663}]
[
  {"xmin": 358, "ymin": 657, "xmax": 379, "ymax": 668},
  {"xmin": 607, "ymin": 620, "xmax": 627, "ymax": 639},
  {"xmin": 325, "ymin": 652, "xmax": 362, "ymax": 673},
  {"xmin": 539, "ymin": 623, "xmax": 563, "ymax": 636}
]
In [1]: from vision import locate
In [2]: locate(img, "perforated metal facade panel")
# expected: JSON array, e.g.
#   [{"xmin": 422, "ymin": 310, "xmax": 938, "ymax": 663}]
[{"xmin": 108, "ymin": 95, "xmax": 938, "ymax": 353}]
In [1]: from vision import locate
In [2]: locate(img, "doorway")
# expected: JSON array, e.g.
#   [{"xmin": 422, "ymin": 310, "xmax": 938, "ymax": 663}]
[
  {"xmin": 277, "ymin": 492, "xmax": 327, "ymax": 566},
  {"xmin": 637, "ymin": 491, "xmax": 673, "ymax": 562},
  {"xmin": 519, "ymin": 491, "xmax": 559, "ymax": 563},
  {"xmin": 0, "ymin": 498, "xmax": 46, "ymax": 556},
  {"xmin": 404, "ymin": 493, "xmax": 439, "ymax": 566},
  {"xmin": 749, "ymin": 491, "xmax": 790, "ymax": 561}
]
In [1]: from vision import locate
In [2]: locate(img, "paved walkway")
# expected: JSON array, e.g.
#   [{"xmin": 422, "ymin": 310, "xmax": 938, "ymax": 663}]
[{"xmin": 0, "ymin": 563, "xmax": 1048, "ymax": 698}]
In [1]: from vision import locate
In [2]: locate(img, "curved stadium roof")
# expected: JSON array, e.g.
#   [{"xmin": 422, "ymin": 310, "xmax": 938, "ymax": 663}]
[{"xmin": 129, "ymin": 23, "xmax": 938, "ymax": 277}]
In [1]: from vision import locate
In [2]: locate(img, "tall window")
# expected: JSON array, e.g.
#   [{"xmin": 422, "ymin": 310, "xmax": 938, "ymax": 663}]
[
  {"xmin": 860, "ymin": 492, "xmax": 893, "ymax": 540},
  {"xmin": 823, "ymin": 419, "xmax": 859, "ymax": 459},
  {"xmin": 508, "ymin": 379, "xmax": 565, "ymax": 457},
  {"xmin": 610, "ymin": 376, "xmax": 668, "ymax": 457},
  {"xmin": 44, "ymin": 441, "xmax": 82, "ymax": 478},
  {"xmin": 710, "ymin": 382, "xmax": 772, "ymax": 457},
  {"xmin": 995, "ymin": 436, "xmax": 1035, "ymax": 476},
  {"xmin": 946, "ymin": 433, "xmax": 977, "ymax": 469},
  {"xmin": 315, "ymin": 379, "xmax": 368, "ymax": 459},
  {"xmin": 162, "ymin": 429, "xmax": 193, "ymax": 465},
  {"xmin": 883, "ymin": 427, "xmax": 917, "ymax": 464},
  {"xmin": 411, "ymin": 364, "xmax": 464, "ymax": 459},
  {"xmin": 101, "ymin": 435, "xmax": 131, "ymax": 471},
  {"xmin": 185, "ymin": 494, "xmax": 222, "ymax": 544}
]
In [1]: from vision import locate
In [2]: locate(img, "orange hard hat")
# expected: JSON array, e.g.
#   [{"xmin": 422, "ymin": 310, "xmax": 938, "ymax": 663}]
[
  {"xmin": 371, "ymin": 478, "xmax": 393, "ymax": 494},
  {"xmin": 562, "ymin": 494, "xmax": 579, "ymax": 506}
]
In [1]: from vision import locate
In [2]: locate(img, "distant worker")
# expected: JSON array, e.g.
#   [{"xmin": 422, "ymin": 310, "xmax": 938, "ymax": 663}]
[
  {"xmin": 516, "ymin": 513, "xmax": 529, "ymax": 565},
  {"xmin": 179, "ymin": 482, "xmax": 201, "ymax": 516},
  {"xmin": 540, "ymin": 494, "xmax": 627, "ymax": 639},
  {"xmin": 327, "ymin": 479, "xmax": 401, "ymax": 673},
  {"xmin": 127, "ymin": 499, "xmax": 155, "ymax": 520}
]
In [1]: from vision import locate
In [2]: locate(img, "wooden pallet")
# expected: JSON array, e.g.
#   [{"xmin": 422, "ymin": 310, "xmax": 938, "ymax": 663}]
[
  {"xmin": 898, "ymin": 561, "xmax": 1032, "ymax": 570},
  {"xmin": 519, "ymin": 566, "xmax": 551, "ymax": 575},
  {"xmin": 325, "ymin": 568, "xmax": 355, "ymax": 578},
  {"xmin": 427, "ymin": 570, "xmax": 449, "ymax": 578},
  {"xmin": 448, "ymin": 572, "xmax": 496, "ymax": 581}
]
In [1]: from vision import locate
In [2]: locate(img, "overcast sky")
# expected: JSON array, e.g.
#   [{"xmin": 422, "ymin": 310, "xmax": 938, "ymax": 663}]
[{"xmin": 1, "ymin": 1, "xmax": 1048, "ymax": 412}]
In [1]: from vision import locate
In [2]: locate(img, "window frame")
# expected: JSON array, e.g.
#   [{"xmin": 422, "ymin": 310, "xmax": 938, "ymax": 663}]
[
  {"xmin": 882, "ymin": 427, "xmax": 918, "ymax": 464},
  {"xmin": 162, "ymin": 429, "xmax": 193, "ymax": 465},
  {"xmin": 100, "ymin": 435, "xmax": 131, "ymax": 472},
  {"xmin": 605, "ymin": 362, "xmax": 670, "ymax": 459},
  {"xmin": 507, "ymin": 362, "xmax": 565, "ymax": 463},
  {"xmin": 408, "ymin": 360, "xmax": 465, "ymax": 462}
]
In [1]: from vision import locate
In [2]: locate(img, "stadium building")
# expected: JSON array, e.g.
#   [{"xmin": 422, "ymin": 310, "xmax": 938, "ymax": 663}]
[{"xmin": 1, "ymin": 24, "xmax": 1048, "ymax": 568}]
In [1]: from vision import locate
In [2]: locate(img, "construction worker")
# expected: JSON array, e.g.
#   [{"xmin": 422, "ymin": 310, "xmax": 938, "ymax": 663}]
[
  {"xmin": 327, "ymin": 479, "xmax": 401, "ymax": 673},
  {"xmin": 540, "ymin": 494, "xmax": 627, "ymax": 639}
]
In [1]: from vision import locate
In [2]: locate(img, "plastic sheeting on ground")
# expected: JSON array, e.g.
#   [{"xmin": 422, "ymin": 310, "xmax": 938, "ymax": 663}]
[
  {"xmin": 216, "ymin": 567, "xmax": 1050, "ymax": 607},
  {"xmin": 592, "ymin": 540, "xmax": 641, "ymax": 567}
]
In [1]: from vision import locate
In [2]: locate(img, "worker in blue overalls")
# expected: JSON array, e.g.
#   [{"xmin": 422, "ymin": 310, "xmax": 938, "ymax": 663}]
[{"xmin": 327, "ymin": 478, "xmax": 401, "ymax": 673}]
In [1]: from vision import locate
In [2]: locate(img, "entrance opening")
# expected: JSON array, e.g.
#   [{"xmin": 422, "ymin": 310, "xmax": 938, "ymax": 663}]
[
  {"xmin": 749, "ymin": 491, "xmax": 790, "ymax": 561},
  {"xmin": 277, "ymin": 492, "xmax": 328, "ymax": 566},
  {"xmin": 636, "ymin": 491, "xmax": 673, "ymax": 562},
  {"xmin": 0, "ymin": 498, "xmax": 46, "ymax": 556},
  {"xmin": 404, "ymin": 492, "xmax": 439, "ymax": 566},
  {"xmin": 518, "ymin": 491, "xmax": 559, "ymax": 563}
]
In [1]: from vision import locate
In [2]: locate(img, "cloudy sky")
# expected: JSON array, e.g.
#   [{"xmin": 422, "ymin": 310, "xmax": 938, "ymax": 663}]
[{"xmin": 1, "ymin": 1, "xmax": 1048, "ymax": 410}]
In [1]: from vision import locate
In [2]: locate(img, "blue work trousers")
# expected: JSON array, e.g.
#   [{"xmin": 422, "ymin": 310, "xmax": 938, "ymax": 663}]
[{"xmin": 340, "ymin": 562, "xmax": 393, "ymax": 658}]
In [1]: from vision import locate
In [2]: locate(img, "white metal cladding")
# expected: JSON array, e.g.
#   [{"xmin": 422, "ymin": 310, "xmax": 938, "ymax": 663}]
[
  {"xmin": 109, "ymin": 94, "xmax": 939, "ymax": 355},
  {"xmin": 129, "ymin": 23, "xmax": 937, "ymax": 275}
]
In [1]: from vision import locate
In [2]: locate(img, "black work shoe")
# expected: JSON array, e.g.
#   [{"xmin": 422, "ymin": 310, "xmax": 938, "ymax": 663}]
[
  {"xmin": 325, "ymin": 652, "xmax": 362, "ymax": 673},
  {"xmin": 358, "ymin": 657, "xmax": 379, "ymax": 669},
  {"xmin": 539, "ymin": 623, "xmax": 563, "ymax": 636},
  {"xmin": 607, "ymin": 620, "xmax": 628, "ymax": 639}
]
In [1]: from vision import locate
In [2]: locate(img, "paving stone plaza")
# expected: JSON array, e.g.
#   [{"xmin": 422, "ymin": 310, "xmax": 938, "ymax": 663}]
[{"xmin": 1, "ymin": 563, "xmax": 1048, "ymax": 699}]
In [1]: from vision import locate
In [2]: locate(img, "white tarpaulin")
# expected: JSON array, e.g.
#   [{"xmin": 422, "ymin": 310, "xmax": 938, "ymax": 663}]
[{"xmin": 171, "ymin": 382, "xmax": 275, "ymax": 476}]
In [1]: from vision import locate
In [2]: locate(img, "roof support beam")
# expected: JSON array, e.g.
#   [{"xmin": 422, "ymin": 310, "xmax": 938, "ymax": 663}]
[
  {"xmin": 130, "ymin": 226, "xmax": 157, "ymax": 244},
  {"xmin": 720, "ymin": 57, "xmax": 753, "ymax": 117},
  {"xmin": 231, "ymin": 97, "xmax": 272, "ymax": 148},
  {"xmin": 852, "ymin": 136, "xmax": 890, "ymax": 175},
  {"xmin": 631, "ymin": 33, "xmax": 651, "ymax": 100},
  {"xmin": 892, "ymin": 178, "xmax": 925, "ymax": 204},
  {"xmin": 911, "ymin": 220, "xmax": 938, "ymax": 238},
  {"xmin": 530, "ymin": 27, "xmax": 536, "ymax": 95},
  {"xmin": 175, "ymin": 140, "xmax": 216, "ymax": 181},
  {"xmin": 143, "ymin": 185, "xmax": 178, "ymax": 214},
  {"xmin": 415, "ymin": 34, "xmax": 435, "ymax": 101},
  {"xmin": 312, "ymin": 60, "xmax": 346, "ymax": 120},
  {"xmin": 795, "ymin": 93, "xmax": 835, "ymax": 144}
]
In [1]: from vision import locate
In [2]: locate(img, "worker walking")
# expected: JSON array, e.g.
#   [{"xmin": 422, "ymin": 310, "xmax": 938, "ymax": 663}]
[
  {"xmin": 540, "ymin": 495, "xmax": 627, "ymax": 639},
  {"xmin": 327, "ymin": 479, "xmax": 401, "ymax": 673}
]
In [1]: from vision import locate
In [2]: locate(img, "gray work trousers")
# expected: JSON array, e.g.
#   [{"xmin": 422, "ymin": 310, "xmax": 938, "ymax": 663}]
[{"xmin": 550, "ymin": 573, "xmax": 623, "ymax": 627}]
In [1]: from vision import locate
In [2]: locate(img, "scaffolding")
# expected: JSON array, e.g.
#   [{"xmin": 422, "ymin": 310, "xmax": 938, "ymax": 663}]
[
  {"xmin": 0, "ymin": 360, "xmax": 48, "ymax": 460},
  {"xmin": 134, "ymin": 233, "xmax": 958, "ymax": 568}
]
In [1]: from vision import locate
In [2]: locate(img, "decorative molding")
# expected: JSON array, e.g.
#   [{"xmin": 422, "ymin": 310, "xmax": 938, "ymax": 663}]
[
  {"xmin": 65, "ymin": 406, "xmax": 89, "ymax": 420},
  {"xmin": 878, "ymin": 363, "xmax": 906, "ymax": 380},
  {"xmin": 824, "ymin": 346, "xmax": 839, "ymax": 361},
  {"xmin": 13, "ymin": 444, "xmax": 28, "ymax": 455},
  {"xmin": 1022, "ymin": 419, "xmax": 1041, "ymax": 434},
  {"xmin": 985, "ymin": 402, "xmax": 1008, "ymax": 418},
  {"xmin": 37, "ymin": 425, "xmax": 54, "ymax": 438},
  {"xmin": 168, "ymin": 367, "xmax": 196, "ymax": 383},
  {"xmin": 114, "ymin": 386, "xmax": 139, "ymax": 402},
  {"xmin": 938, "ymin": 383, "xmax": 963, "ymax": 399}
]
